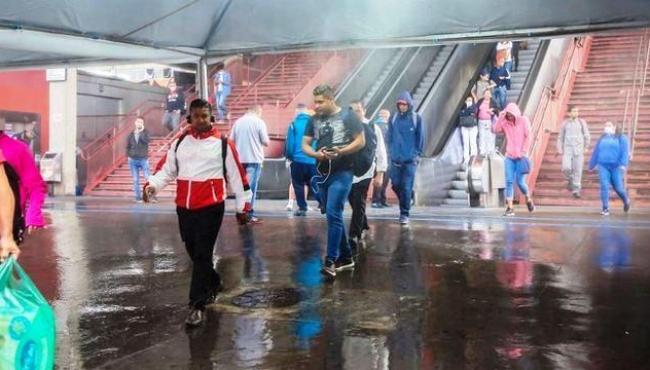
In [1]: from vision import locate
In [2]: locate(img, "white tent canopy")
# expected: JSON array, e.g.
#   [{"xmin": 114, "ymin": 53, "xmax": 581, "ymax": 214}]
[{"xmin": 1, "ymin": 0, "xmax": 649, "ymax": 69}]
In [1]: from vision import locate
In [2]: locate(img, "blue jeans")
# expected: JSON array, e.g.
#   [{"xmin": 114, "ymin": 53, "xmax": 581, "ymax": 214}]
[
  {"xmin": 129, "ymin": 158, "xmax": 150, "ymax": 200},
  {"xmin": 494, "ymin": 86, "xmax": 508, "ymax": 109},
  {"xmin": 317, "ymin": 170, "xmax": 353, "ymax": 261},
  {"xmin": 598, "ymin": 165, "xmax": 629, "ymax": 210},
  {"xmin": 290, "ymin": 162, "xmax": 317, "ymax": 211},
  {"xmin": 215, "ymin": 90, "xmax": 229, "ymax": 120},
  {"xmin": 504, "ymin": 60, "xmax": 513, "ymax": 73},
  {"xmin": 504, "ymin": 157, "xmax": 529, "ymax": 200},
  {"xmin": 390, "ymin": 161, "xmax": 417, "ymax": 217},
  {"xmin": 243, "ymin": 163, "xmax": 262, "ymax": 216}
]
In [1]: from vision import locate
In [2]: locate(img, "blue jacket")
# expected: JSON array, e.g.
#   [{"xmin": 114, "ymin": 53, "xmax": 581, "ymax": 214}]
[
  {"xmin": 285, "ymin": 112, "xmax": 316, "ymax": 165},
  {"xmin": 589, "ymin": 134, "xmax": 630, "ymax": 170},
  {"xmin": 386, "ymin": 91, "xmax": 424, "ymax": 163}
]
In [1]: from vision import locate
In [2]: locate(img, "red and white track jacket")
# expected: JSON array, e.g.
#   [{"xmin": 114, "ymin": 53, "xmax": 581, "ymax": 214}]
[{"xmin": 147, "ymin": 127, "xmax": 252, "ymax": 211}]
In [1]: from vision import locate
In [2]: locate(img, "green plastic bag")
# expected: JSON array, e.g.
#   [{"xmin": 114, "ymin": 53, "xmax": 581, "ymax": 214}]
[{"xmin": 0, "ymin": 257, "xmax": 55, "ymax": 370}]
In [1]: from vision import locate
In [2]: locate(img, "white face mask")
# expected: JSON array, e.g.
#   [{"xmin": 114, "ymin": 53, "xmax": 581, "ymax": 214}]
[
  {"xmin": 604, "ymin": 126, "xmax": 615, "ymax": 135},
  {"xmin": 466, "ymin": 101, "xmax": 473, "ymax": 107}
]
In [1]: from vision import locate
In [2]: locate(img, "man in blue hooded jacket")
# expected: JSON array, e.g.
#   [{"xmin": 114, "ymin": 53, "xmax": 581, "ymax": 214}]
[{"xmin": 386, "ymin": 91, "xmax": 424, "ymax": 225}]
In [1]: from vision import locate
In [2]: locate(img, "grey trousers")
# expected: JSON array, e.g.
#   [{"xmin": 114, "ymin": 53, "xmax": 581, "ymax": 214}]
[{"xmin": 562, "ymin": 151, "xmax": 584, "ymax": 191}]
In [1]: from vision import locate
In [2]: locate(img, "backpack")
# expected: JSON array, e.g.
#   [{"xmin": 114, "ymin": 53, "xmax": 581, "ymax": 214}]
[
  {"xmin": 284, "ymin": 122, "xmax": 296, "ymax": 161},
  {"xmin": 174, "ymin": 132, "xmax": 229, "ymax": 183},
  {"xmin": 353, "ymin": 121, "xmax": 378, "ymax": 177}
]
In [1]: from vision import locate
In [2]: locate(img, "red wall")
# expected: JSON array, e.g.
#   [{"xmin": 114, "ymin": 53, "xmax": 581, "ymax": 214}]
[{"xmin": 0, "ymin": 70, "xmax": 49, "ymax": 152}]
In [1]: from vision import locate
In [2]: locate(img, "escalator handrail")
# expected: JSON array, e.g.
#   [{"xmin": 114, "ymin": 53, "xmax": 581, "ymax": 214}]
[
  {"xmin": 367, "ymin": 47, "xmax": 425, "ymax": 119},
  {"xmin": 415, "ymin": 45, "xmax": 458, "ymax": 113},
  {"xmin": 334, "ymin": 49, "xmax": 375, "ymax": 100}
]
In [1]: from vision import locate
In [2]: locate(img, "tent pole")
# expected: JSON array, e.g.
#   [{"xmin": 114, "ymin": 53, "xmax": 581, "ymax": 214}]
[{"xmin": 197, "ymin": 56, "xmax": 209, "ymax": 100}]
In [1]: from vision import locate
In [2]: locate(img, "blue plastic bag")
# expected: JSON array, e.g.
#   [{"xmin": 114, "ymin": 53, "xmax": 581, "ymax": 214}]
[{"xmin": 0, "ymin": 257, "xmax": 55, "ymax": 370}]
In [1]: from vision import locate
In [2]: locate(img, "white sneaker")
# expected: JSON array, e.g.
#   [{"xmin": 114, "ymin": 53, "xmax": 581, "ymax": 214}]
[{"xmin": 286, "ymin": 200, "xmax": 294, "ymax": 211}]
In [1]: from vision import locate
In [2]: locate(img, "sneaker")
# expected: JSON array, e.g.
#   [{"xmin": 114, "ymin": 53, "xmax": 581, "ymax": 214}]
[
  {"xmin": 185, "ymin": 309, "xmax": 204, "ymax": 327},
  {"xmin": 526, "ymin": 199, "xmax": 536, "ymax": 213},
  {"xmin": 249, "ymin": 216, "xmax": 263, "ymax": 224},
  {"xmin": 600, "ymin": 208, "xmax": 610, "ymax": 216},
  {"xmin": 624, "ymin": 201, "xmax": 631, "ymax": 213},
  {"xmin": 321, "ymin": 259, "xmax": 336, "ymax": 278},
  {"xmin": 371, "ymin": 202, "xmax": 382, "ymax": 209},
  {"xmin": 381, "ymin": 202, "xmax": 390, "ymax": 208},
  {"xmin": 286, "ymin": 200, "xmax": 294, "ymax": 211},
  {"xmin": 335, "ymin": 257, "xmax": 355, "ymax": 271},
  {"xmin": 135, "ymin": 199, "xmax": 143, "ymax": 204},
  {"xmin": 503, "ymin": 208, "xmax": 515, "ymax": 217},
  {"xmin": 572, "ymin": 191, "xmax": 581, "ymax": 199},
  {"xmin": 205, "ymin": 283, "xmax": 223, "ymax": 305},
  {"xmin": 399, "ymin": 216, "xmax": 410, "ymax": 225},
  {"xmin": 293, "ymin": 209, "xmax": 307, "ymax": 217}
]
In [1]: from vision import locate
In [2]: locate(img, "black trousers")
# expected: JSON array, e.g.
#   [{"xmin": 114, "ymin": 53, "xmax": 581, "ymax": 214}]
[
  {"xmin": 177, "ymin": 203, "xmax": 224, "ymax": 310},
  {"xmin": 348, "ymin": 178, "xmax": 371, "ymax": 240},
  {"xmin": 371, "ymin": 170, "xmax": 390, "ymax": 205}
]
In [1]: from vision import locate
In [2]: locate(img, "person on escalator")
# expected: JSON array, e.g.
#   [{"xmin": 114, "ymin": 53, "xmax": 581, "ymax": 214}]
[
  {"xmin": 490, "ymin": 60, "xmax": 511, "ymax": 110},
  {"xmin": 458, "ymin": 95, "xmax": 478, "ymax": 167},
  {"xmin": 386, "ymin": 92, "xmax": 424, "ymax": 226},
  {"xmin": 476, "ymin": 89, "xmax": 500, "ymax": 156},
  {"xmin": 492, "ymin": 103, "xmax": 535, "ymax": 217},
  {"xmin": 471, "ymin": 69, "xmax": 495, "ymax": 103}
]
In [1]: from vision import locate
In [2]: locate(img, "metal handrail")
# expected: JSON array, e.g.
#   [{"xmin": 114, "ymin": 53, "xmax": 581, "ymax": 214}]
[
  {"xmin": 227, "ymin": 55, "xmax": 288, "ymax": 108},
  {"xmin": 630, "ymin": 29, "xmax": 649, "ymax": 158}
]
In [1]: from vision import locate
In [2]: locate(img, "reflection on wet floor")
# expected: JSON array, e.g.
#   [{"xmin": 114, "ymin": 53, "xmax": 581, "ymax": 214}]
[{"xmin": 15, "ymin": 201, "xmax": 650, "ymax": 369}]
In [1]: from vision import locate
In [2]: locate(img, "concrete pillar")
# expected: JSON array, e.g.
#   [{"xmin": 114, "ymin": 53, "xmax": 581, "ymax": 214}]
[
  {"xmin": 197, "ymin": 57, "xmax": 209, "ymax": 100},
  {"xmin": 48, "ymin": 68, "xmax": 78, "ymax": 195}
]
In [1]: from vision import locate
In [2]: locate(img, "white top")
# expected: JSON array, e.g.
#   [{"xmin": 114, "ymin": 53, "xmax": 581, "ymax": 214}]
[
  {"xmin": 230, "ymin": 113, "xmax": 270, "ymax": 164},
  {"xmin": 353, "ymin": 122, "xmax": 388, "ymax": 184}
]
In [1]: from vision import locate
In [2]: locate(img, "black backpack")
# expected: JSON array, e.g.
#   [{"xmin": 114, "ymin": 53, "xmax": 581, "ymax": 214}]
[{"xmin": 353, "ymin": 121, "xmax": 377, "ymax": 177}]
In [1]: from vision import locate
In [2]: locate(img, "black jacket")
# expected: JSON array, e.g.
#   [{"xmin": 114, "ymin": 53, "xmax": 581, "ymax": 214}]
[
  {"xmin": 458, "ymin": 104, "xmax": 478, "ymax": 127},
  {"xmin": 126, "ymin": 129, "xmax": 150, "ymax": 159}
]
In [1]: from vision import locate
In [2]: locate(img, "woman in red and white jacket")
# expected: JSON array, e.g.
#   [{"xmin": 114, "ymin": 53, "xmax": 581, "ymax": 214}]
[{"xmin": 144, "ymin": 98, "xmax": 251, "ymax": 327}]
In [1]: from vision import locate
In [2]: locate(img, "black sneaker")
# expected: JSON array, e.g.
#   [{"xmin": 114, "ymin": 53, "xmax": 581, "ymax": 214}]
[
  {"xmin": 205, "ymin": 283, "xmax": 223, "ymax": 305},
  {"xmin": 526, "ymin": 199, "xmax": 536, "ymax": 213},
  {"xmin": 185, "ymin": 308, "xmax": 204, "ymax": 327},
  {"xmin": 293, "ymin": 209, "xmax": 307, "ymax": 217},
  {"xmin": 504, "ymin": 208, "xmax": 515, "ymax": 217},
  {"xmin": 572, "ymin": 191, "xmax": 581, "ymax": 199},
  {"xmin": 335, "ymin": 257, "xmax": 355, "ymax": 271},
  {"xmin": 381, "ymin": 202, "xmax": 390, "ymax": 208},
  {"xmin": 624, "ymin": 201, "xmax": 631, "ymax": 213},
  {"xmin": 371, "ymin": 202, "xmax": 382, "ymax": 209},
  {"xmin": 321, "ymin": 259, "xmax": 336, "ymax": 278},
  {"xmin": 600, "ymin": 208, "xmax": 610, "ymax": 216}
]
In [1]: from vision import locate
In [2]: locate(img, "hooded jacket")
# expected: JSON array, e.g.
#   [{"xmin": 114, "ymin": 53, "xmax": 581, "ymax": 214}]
[
  {"xmin": 589, "ymin": 133, "xmax": 629, "ymax": 170},
  {"xmin": 385, "ymin": 91, "xmax": 424, "ymax": 163},
  {"xmin": 0, "ymin": 131, "xmax": 46, "ymax": 227},
  {"xmin": 492, "ymin": 103, "xmax": 531, "ymax": 159}
]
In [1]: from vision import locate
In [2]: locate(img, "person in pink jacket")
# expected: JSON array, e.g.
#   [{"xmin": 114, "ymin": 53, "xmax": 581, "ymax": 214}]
[
  {"xmin": 493, "ymin": 103, "xmax": 536, "ymax": 216},
  {"xmin": 0, "ymin": 131, "xmax": 47, "ymax": 233}
]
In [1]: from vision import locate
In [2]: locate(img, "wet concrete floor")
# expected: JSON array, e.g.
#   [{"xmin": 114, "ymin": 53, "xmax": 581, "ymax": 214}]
[{"xmin": 16, "ymin": 199, "xmax": 650, "ymax": 369}]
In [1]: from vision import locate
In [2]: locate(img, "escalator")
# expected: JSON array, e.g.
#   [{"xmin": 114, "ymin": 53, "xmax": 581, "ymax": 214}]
[{"xmin": 415, "ymin": 40, "xmax": 552, "ymax": 207}]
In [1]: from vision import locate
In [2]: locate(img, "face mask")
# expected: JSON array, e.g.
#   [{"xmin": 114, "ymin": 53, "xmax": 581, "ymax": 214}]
[
  {"xmin": 604, "ymin": 127, "xmax": 615, "ymax": 135},
  {"xmin": 466, "ymin": 101, "xmax": 473, "ymax": 107}
]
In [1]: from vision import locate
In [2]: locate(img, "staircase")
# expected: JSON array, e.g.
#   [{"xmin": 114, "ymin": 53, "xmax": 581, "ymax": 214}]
[
  {"xmin": 412, "ymin": 46, "xmax": 454, "ymax": 107},
  {"xmin": 442, "ymin": 40, "xmax": 542, "ymax": 207},
  {"xmin": 90, "ymin": 137, "xmax": 176, "ymax": 197},
  {"xmin": 226, "ymin": 52, "xmax": 332, "ymax": 122},
  {"xmin": 534, "ymin": 32, "xmax": 650, "ymax": 207}
]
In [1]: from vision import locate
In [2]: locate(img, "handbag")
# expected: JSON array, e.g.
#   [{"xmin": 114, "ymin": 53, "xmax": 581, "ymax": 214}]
[{"xmin": 460, "ymin": 115, "xmax": 478, "ymax": 127}]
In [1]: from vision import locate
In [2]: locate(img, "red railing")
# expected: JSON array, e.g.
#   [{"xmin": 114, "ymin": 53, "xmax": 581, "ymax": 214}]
[{"xmin": 527, "ymin": 36, "xmax": 592, "ymax": 196}]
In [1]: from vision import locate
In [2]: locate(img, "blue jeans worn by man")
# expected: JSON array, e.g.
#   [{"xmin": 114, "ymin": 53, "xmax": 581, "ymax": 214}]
[
  {"xmin": 129, "ymin": 158, "xmax": 150, "ymax": 201},
  {"xmin": 494, "ymin": 86, "xmax": 508, "ymax": 110},
  {"xmin": 390, "ymin": 161, "xmax": 417, "ymax": 220},
  {"xmin": 291, "ymin": 162, "xmax": 317, "ymax": 212},
  {"xmin": 504, "ymin": 157, "xmax": 529, "ymax": 199},
  {"xmin": 598, "ymin": 165, "xmax": 629, "ymax": 210},
  {"xmin": 317, "ymin": 170, "xmax": 354, "ymax": 263},
  {"xmin": 243, "ymin": 163, "xmax": 262, "ymax": 217},
  {"xmin": 215, "ymin": 91, "xmax": 230, "ymax": 120}
]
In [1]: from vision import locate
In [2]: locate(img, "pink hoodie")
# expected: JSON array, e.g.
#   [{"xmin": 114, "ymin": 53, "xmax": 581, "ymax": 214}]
[
  {"xmin": 0, "ymin": 132, "xmax": 46, "ymax": 227},
  {"xmin": 492, "ymin": 103, "xmax": 531, "ymax": 159}
]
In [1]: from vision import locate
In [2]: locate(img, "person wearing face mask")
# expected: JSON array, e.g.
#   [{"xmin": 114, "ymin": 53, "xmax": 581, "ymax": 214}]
[
  {"xmin": 144, "ymin": 99, "xmax": 252, "ymax": 327},
  {"xmin": 588, "ymin": 121, "xmax": 631, "ymax": 216},
  {"xmin": 458, "ymin": 95, "xmax": 478, "ymax": 167},
  {"xmin": 126, "ymin": 116, "xmax": 151, "ymax": 202},
  {"xmin": 493, "ymin": 103, "xmax": 535, "ymax": 216}
]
